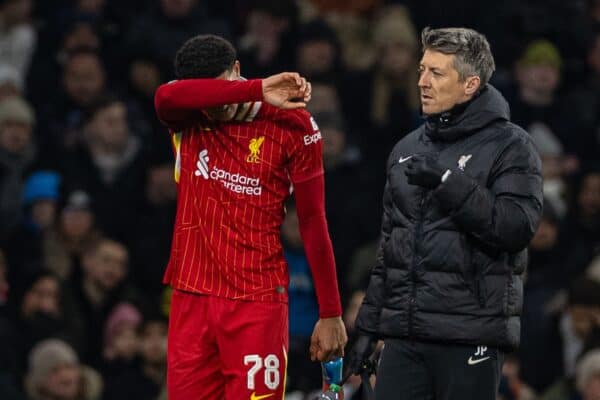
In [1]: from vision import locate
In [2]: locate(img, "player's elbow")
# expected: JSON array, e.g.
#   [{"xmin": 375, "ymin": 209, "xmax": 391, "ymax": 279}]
[{"xmin": 154, "ymin": 85, "xmax": 176, "ymax": 124}]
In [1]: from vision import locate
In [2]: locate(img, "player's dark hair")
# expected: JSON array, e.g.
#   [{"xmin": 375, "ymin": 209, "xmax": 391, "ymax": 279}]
[{"xmin": 174, "ymin": 34, "xmax": 237, "ymax": 79}]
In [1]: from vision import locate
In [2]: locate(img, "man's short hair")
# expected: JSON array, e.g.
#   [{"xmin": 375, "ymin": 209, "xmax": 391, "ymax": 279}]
[
  {"xmin": 174, "ymin": 34, "xmax": 236, "ymax": 79},
  {"xmin": 421, "ymin": 27, "xmax": 496, "ymax": 86}
]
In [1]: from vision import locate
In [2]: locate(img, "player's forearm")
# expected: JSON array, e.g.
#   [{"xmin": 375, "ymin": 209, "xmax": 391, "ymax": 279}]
[
  {"xmin": 295, "ymin": 177, "xmax": 342, "ymax": 318},
  {"xmin": 154, "ymin": 79, "xmax": 263, "ymax": 125}
]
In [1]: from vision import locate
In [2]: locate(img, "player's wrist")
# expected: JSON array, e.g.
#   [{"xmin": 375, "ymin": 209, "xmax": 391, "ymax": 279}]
[{"xmin": 249, "ymin": 79, "xmax": 264, "ymax": 101}]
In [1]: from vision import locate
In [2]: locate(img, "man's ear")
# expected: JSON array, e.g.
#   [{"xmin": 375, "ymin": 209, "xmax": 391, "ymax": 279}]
[
  {"xmin": 232, "ymin": 60, "xmax": 241, "ymax": 80},
  {"xmin": 464, "ymin": 75, "xmax": 481, "ymax": 96}
]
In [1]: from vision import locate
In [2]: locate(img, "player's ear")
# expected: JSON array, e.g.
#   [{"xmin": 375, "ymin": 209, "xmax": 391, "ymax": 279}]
[{"xmin": 232, "ymin": 60, "xmax": 241, "ymax": 80}]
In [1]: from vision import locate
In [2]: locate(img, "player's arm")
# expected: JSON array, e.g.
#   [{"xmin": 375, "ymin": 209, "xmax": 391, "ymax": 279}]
[
  {"xmin": 154, "ymin": 79, "xmax": 263, "ymax": 129},
  {"xmin": 286, "ymin": 111, "xmax": 347, "ymax": 362},
  {"xmin": 294, "ymin": 175, "xmax": 347, "ymax": 362},
  {"xmin": 154, "ymin": 73, "xmax": 311, "ymax": 130}
]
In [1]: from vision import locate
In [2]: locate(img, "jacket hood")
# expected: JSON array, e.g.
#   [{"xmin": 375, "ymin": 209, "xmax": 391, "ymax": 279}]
[{"xmin": 425, "ymin": 84, "xmax": 510, "ymax": 142}]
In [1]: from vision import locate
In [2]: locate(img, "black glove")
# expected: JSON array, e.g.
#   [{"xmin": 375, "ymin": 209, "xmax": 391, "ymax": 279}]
[
  {"xmin": 404, "ymin": 154, "xmax": 447, "ymax": 189},
  {"xmin": 346, "ymin": 335, "xmax": 378, "ymax": 375}
]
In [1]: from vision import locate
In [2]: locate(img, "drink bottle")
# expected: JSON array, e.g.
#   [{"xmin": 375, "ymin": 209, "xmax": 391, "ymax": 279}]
[{"xmin": 319, "ymin": 357, "xmax": 344, "ymax": 399}]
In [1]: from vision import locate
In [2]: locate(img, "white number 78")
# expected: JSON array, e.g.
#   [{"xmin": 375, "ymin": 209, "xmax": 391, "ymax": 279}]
[{"xmin": 244, "ymin": 354, "xmax": 280, "ymax": 390}]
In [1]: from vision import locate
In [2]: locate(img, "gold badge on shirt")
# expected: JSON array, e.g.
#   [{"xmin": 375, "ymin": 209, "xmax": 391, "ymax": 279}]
[{"xmin": 247, "ymin": 136, "xmax": 265, "ymax": 163}]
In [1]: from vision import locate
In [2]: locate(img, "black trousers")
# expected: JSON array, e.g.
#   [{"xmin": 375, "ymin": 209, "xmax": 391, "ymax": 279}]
[{"xmin": 375, "ymin": 339, "xmax": 504, "ymax": 400}]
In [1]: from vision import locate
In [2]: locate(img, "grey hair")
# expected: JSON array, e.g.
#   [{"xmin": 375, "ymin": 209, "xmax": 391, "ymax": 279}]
[{"xmin": 421, "ymin": 27, "xmax": 496, "ymax": 86}]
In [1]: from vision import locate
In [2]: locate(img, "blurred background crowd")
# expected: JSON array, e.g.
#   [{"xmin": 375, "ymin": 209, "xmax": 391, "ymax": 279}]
[{"xmin": 0, "ymin": 0, "xmax": 599, "ymax": 399}]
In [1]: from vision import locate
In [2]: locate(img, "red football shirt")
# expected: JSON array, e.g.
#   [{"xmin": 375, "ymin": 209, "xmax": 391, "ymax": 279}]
[{"xmin": 163, "ymin": 99, "xmax": 324, "ymax": 303}]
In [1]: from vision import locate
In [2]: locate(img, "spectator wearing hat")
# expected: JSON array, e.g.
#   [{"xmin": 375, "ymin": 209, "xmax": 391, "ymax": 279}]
[
  {"xmin": 510, "ymin": 39, "xmax": 588, "ymax": 166},
  {"xmin": 0, "ymin": 95, "xmax": 36, "ymax": 239},
  {"xmin": 3, "ymin": 171, "xmax": 61, "ymax": 286},
  {"xmin": 101, "ymin": 302, "xmax": 142, "ymax": 380},
  {"xmin": 25, "ymin": 338, "xmax": 102, "ymax": 400},
  {"xmin": 102, "ymin": 314, "xmax": 167, "ymax": 400},
  {"xmin": 43, "ymin": 189, "xmax": 102, "ymax": 281}
]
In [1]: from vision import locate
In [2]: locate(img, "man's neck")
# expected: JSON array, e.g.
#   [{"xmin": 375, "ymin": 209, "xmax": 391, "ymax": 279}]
[{"xmin": 520, "ymin": 86, "xmax": 553, "ymax": 106}]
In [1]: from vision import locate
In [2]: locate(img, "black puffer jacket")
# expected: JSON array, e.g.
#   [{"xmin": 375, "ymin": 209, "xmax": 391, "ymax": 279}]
[{"xmin": 356, "ymin": 85, "xmax": 543, "ymax": 349}]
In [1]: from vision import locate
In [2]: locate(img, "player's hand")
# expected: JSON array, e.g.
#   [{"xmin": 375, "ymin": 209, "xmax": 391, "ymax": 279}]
[
  {"xmin": 262, "ymin": 72, "xmax": 311, "ymax": 109},
  {"xmin": 309, "ymin": 316, "xmax": 348, "ymax": 362}
]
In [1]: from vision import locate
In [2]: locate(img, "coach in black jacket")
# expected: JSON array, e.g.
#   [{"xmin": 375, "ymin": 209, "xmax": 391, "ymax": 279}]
[{"xmin": 348, "ymin": 27, "xmax": 543, "ymax": 400}]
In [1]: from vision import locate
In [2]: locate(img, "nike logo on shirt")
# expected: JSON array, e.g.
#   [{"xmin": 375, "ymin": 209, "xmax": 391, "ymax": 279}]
[
  {"xmin": 467, "ymin": 356, "xmax": 490, "ymax": 365},
  {"xmin": 250, "ymin": 392, "xmax": 274, "ymax": 400},
  {"xmin": 398, "ymin": 156, "xmax": 413, "ymax": 163}
]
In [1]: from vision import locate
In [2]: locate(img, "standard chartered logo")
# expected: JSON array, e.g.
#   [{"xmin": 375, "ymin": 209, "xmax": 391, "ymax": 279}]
[{"xmin": 195, "ymin": 149, "xmax": 262, "ymax": 196}]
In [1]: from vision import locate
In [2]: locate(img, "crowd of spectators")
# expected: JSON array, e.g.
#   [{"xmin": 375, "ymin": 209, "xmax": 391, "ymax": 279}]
[{"xmin": 0, "ymin": 0, "xmax": 598, "ymax": 399}]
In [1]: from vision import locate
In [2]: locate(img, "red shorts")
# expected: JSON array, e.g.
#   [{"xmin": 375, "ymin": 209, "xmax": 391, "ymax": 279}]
[{"xmin": 167, "ymin": 289, "xmax": 289, "ymax": 400}]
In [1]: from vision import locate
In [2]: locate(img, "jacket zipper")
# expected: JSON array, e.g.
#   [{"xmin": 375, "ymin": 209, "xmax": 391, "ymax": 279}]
[{"xmin": 409, "ymin": 191, "xmax": 426, "ymax": 339}]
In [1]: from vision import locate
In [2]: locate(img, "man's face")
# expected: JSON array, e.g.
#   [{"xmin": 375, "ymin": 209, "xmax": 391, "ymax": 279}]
[
  {"xmin": 583, "ymin": 374, "xmax": 600, "ymax": 400},
  {"xmin": 380, "ymin": 42, "xmax": 415, "ymax": 78},
  {"xmin": 87, "ymin": 102, "xmax": 129, "ymax": 150},
  {"xmin": 41, "ymin": 364, "xmax": 81, "ymax": 400},
  {"xmin": 418, "ymin": 50, "xmax": 474, "ymax": 115},
  {"xmin": 0, "ymin": 120, "xmax": 32, "ymax": 155},
  {"xmin": 516, "ymin": 64, "xmax": 560, "ymax": 96},
  {"xmin": 297, "ymin": 40, "xmax": 336, "ymax": 78},
  {"xmin": 60, "ymin": 208, "xmax": 93, "ymax": 239},
  {"xmin": 140, "ymin": 321, "xmax": 168, "ymax": 365},
  {"xmin": 84, "ymin": 241, "xmax": 128, "ymax": 292},
  {"xmin": 1, "ymin": 0, "xmax": 32, "ymax": 25},
  {"xmin": 579, "ymin": 174, "xmax": 600, "ymax": 219},
  {"xmin": 31, "ymin": 200, "xmax": 57, "ymax": 230},
  {"xmin": 569, "ymin": 305, "xmax": 600, "ymax": 340},
  {"xmin": 22, "ymin": 276, "xmax": 60, "ymax": 318},
  {"xmin": 63, "ymin": 54, "xmax": 105, "ymax": 107},
  {"xmin": 204, "ymin": 63, "xmax": 241, "ymax": 121},
  {"xmin": 160, "ymin": 0, "xmax": 195, "ymax": 18}
]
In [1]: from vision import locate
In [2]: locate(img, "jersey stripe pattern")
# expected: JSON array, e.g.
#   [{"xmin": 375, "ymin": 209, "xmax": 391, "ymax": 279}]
[{"xmin": 164, "ymin": 101, "xmax": 323, "ymax": 303}]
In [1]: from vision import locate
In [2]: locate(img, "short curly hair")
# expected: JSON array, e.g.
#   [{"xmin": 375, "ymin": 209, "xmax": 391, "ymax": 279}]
[{"xmin": 174, "ymin": 34, "xmax": 236, "ymax": 79}]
